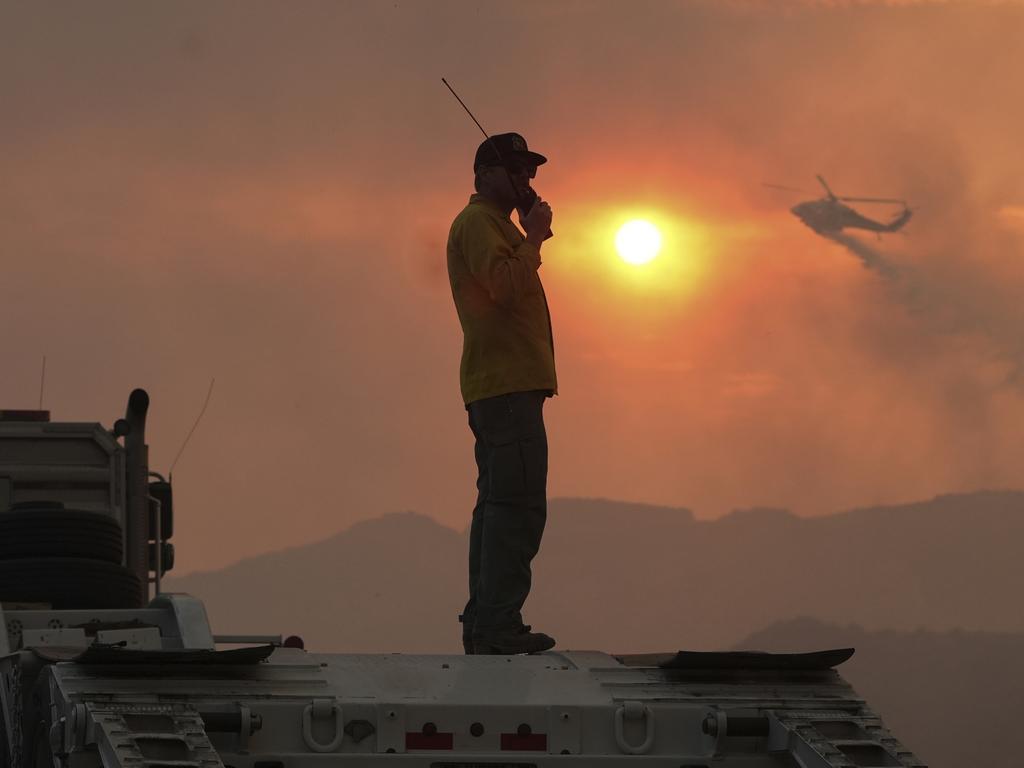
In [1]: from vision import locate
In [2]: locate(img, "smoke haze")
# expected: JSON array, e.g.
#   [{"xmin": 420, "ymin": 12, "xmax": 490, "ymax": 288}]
[{"xmin": 2, "ymin": 1, "xmax": 1023, "ymax": 572}]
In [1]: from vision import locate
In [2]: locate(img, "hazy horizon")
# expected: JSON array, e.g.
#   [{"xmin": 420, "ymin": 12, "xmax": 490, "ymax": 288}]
[
  {"xmin": 4, "ymin": 0, "xmax": 1023, "ymax": 573},
  {"xmin": 166, "ymin": 486, "xmax": 1024, "ymax": 578},
  {"xmin": 166, "ymin": 491, "xmax": 1024, "ymax": 648}
]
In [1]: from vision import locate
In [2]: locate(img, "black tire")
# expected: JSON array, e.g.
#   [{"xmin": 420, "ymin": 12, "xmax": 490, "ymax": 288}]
[
  {"xmin": 0, "ymin": 558, "xmax": 142, "ymax": 609},
  {"xmin": 0, "ymin": 508, "xmax": 123, "ymax": 564}
]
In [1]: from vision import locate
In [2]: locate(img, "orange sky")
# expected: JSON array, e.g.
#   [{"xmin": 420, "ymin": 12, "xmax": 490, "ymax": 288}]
[{"xmin": 2, "ymin": 1, "xmax": 1023, "ymax": 574}]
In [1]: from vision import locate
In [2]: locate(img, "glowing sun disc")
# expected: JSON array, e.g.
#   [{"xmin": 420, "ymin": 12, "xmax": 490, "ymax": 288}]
[{"xmin": 615, "ymin": 219, "xmax": 662, "ymax": 265}]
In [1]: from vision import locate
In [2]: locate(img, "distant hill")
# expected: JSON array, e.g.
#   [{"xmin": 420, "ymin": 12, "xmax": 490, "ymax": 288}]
[
  {"xmin": 166, "ymin": 490, "xmax": 1024, "ymax": 653},
  {"xmin": 739, "ymin": 617, "xmax": 1024, "ymax": 768},
  {"xmin": 167, "ymin": 511, "xmax": 464, "ymax": 652}
]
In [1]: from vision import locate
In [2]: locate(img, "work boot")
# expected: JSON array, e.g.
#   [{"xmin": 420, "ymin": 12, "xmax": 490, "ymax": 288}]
[
  {"xmin": 473, "ymin": 625, "xmax": 556, "ymax": 655},
  {"xmin": 459, "ymin": 614, "xmax": 475, "ymax": 655}
]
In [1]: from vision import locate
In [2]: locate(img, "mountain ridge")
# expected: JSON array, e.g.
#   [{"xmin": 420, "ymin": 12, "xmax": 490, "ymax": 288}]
[{"xmin": 166, "ymin": 489, "xmax": 1024, "ymax": 652}]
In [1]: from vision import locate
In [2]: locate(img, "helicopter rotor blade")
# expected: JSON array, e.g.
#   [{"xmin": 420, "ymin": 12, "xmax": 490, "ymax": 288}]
[
  {"xmin": 762, "ymin": 183, "xmax": 808, "ymax": 193},
  {"xmin": 816, "ymin": 175, "xmax": 837, "ymax": 200},
  {"xmin": 837, "ymin": 196, "xmax": 908, "ymax": 205}
]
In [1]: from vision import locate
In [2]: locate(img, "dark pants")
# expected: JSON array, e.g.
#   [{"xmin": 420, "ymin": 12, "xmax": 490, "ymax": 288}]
[{"xmin": 462, "ymin": 390, "xmax": 548, "ymax": 636}]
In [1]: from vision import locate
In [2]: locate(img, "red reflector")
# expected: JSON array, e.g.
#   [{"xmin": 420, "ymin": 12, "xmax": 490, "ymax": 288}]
[
  {"xmin": 0, "ymin": 410, "xmax": 50, "ymax": 422},
  {"xmin": 405, "ymin": 732, "xmax": 454, "ymax": 750},
  {"xmin": 500, "ymin": 733, "xmax": 547, "ymax": 751}
]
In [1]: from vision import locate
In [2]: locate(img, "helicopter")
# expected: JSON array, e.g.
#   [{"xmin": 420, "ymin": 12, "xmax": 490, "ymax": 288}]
[{"xmin": 766, "ymin": 175, "xmax": 913, "ymax": 236}]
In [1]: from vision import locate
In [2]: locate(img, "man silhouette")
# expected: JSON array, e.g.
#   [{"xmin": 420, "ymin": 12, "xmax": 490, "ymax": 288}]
[{"xmin": 446, "ymin": 132, "xmax": 557, "ymax": 655}]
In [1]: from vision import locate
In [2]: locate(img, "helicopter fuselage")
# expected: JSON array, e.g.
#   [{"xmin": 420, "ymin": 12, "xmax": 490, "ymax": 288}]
[{"xmin": 790, "ymin": 198, "xmax": 911, "ymax": 235}]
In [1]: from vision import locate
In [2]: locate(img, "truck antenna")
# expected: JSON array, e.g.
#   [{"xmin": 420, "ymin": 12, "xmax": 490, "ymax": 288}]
[
  {"xmin": 169, "ymin": 378, "xmax": 215, "ymax": 480},
  {"xmin": 38, "ymin": 355, "xmax": 47, "ymax": 410}
]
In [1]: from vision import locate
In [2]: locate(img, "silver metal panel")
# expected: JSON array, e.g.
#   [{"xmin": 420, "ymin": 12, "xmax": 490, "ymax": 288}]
[
  {"xmin": 150, "ymin": 594, "xmax": 215, "ymax": 650},
  {"xmin": 0, "ymin": 422, "xmax": 123, "ymax": 522},
  {"xmin": 36, "ymin": 642, "xmax": 925, "ymax": 767},
  {"xmin": 546, "ymin": 705, "xmax": 580, "ymax": 755},
  {"xmin": 375, "ymin": 703, "xmax": 405, "ymax": 753},
  {"xmin": 95, "ymin": 628, "xmax": 162, "ymax": 650},
  {"xmin": 22, "ymin": 627, "xmax": 89, "ymax": 648},
  {"xmin": 4, "ymin": 607, "xmax": 192, "ymax": 652}
]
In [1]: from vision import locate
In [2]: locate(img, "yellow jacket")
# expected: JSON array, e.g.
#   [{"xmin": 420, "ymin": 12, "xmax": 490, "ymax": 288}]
[{"xmin": 447, "ymin": 194, "xmax": 557, "ymax": 405}]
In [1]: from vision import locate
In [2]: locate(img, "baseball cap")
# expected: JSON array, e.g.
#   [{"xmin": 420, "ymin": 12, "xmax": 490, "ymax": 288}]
[{"xmin": 473, "ymin": 132, "xmax": 548, "ymax": 171}]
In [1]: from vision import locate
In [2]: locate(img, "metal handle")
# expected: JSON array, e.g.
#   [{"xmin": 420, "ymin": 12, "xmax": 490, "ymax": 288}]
[
  {"xmin": 302, "ymin": 699, "xmax": 344, "ymax": 752},
  {"xmin": 614, "ymin": 702, "xmax": 655, "ymax": 755}
]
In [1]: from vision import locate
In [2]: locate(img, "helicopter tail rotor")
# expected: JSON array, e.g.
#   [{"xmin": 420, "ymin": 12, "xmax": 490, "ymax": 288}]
[{"xmin": 883, "ymin": 206, "xmax": 914, "ymax": 232}]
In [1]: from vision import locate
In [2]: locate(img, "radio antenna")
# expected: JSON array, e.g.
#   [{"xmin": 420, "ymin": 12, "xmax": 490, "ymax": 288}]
[
  {"xmin": 441, "ymin": 77, "xmax": 551, "ymax": 238},
  {"xmin": 442, "ymin": 78, "xmax": 492, "ymax": 142},
  {"xmin": 169, "ymin": 378, "xmax": 215, "ymax": 480}
]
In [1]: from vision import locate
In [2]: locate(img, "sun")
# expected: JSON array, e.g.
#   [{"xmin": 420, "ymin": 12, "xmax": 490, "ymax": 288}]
[{"xmin": 615, "ymin": 219, "xmax": 662, "ymax": 265}]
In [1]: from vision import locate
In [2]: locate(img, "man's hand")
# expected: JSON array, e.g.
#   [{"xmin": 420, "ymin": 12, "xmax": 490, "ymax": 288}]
[{"xmin": 521, "ymin": 197, "xmax": 553, "ymax": 249}]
